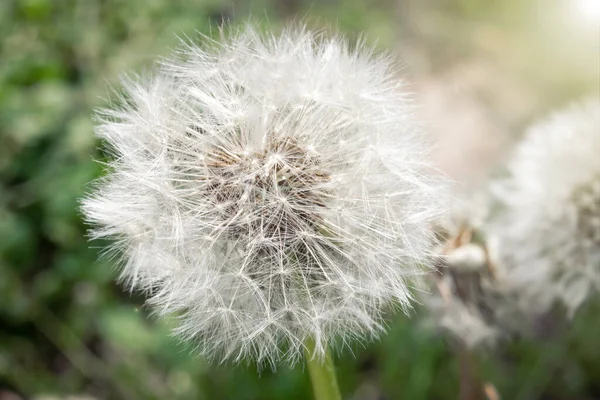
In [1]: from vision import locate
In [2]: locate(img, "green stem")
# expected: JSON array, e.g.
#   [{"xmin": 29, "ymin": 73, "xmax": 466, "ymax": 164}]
[{"xmin": 304, "ymin": 337, "xmax": 342, "ymax": 400}]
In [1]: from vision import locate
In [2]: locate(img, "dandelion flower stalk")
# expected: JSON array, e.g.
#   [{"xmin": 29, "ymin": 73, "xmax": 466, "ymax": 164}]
[
  {"xmin": 82, "ymin": 23, "xmax": 447, "ymax": 392},
  {"xmin": 304, "ymin": 337, "xmax": 342, "ymax": 400}
]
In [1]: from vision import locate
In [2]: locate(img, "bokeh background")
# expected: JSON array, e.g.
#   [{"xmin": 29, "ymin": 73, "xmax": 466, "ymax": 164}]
[{"xmin": 1, "ymin": 0, "xmax": 599, "ymax": 399}]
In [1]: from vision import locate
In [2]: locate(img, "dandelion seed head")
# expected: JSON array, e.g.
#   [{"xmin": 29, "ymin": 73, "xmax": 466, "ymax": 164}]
[
  {"xmin": 419, "ymin": 192, "xmax": 518, "ymax": 349},
  {"xmin": 82, "ymin": 24, "xmax": 448, "ymax": 366},
  {"xmin": 492, "ymin": 98, "xmax": 600, "ymax": 315}
]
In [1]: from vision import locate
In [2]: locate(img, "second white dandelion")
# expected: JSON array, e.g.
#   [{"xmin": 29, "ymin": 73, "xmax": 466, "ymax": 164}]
[{"xmin": 492, "ymin": 98, "xmax": 600, "ymax": 315}]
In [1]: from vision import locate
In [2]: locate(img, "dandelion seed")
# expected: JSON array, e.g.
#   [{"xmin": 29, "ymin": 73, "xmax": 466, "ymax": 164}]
[{"xmin": 82, "ymin": 24, "xmax": 448, "ymax": 366}]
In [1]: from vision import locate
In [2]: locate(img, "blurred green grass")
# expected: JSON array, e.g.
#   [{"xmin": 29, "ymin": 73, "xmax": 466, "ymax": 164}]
[{"xmin": 1, "ymin": 0, "xmax": 599, "ymax": 399}]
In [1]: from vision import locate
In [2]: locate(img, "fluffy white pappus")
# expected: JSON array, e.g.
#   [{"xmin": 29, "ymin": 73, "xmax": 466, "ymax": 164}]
[
  {"xmin": 81, "ymin": 25, "xmax": 448, "ymax": 366},
  {"xmin": 424, "ymin": 288, "xmax": 498, "ymax": 348},
  {"xmin": 492, "ymin": 98, "xmax": 600, "ymax": 316}
]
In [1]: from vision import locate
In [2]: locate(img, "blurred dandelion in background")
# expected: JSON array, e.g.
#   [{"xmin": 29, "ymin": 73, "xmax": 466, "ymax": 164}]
[
  {"xmin": 491, "ymin": 98, "xmax": 600, "ymax": 316},
  {"xmin": 421, "ymin": 193, "xmax": 504, "ymax": 349}
]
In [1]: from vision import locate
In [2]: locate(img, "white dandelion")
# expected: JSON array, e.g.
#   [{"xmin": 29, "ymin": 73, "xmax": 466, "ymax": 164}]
[
  {"xmin": 82, "ymin": 25, "xmax": 448, "ymax": 366},
  {"xmin": 492, "ymin": 98, "xmax": 600, "ymax": 316}
]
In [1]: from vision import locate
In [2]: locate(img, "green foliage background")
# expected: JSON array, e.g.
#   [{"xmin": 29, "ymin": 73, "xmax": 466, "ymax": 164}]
[{"xmin": 1, "ymin": 0, "xmax": 598, "ymax": 399}]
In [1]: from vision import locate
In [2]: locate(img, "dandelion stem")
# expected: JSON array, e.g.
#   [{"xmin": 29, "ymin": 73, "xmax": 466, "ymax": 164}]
[
  {"xmin": 304, "ymin": 337, "xmax": 342, "ymax": 400},
  {"xmin": 457, "ymin": 345, "xmax": 484, "ymax": 400}
]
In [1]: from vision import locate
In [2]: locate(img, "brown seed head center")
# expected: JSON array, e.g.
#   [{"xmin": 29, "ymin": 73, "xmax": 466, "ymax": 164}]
[{"xmin": 203, "ymin": 136, "xmax": 331, "ymax": 245}]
